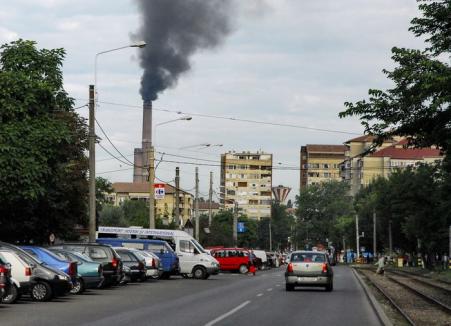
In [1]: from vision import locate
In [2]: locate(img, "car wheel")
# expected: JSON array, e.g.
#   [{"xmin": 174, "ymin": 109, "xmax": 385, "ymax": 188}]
[
  {"xmin": 70, "ymin": 278, "xmax": 85, "ymax": 295},
  {"xmin": 325, "ymin": 283, "xmax": 333, "ymax": 292},
  {"xmin": 2, "ymin": 285, "xmax": 19, "ymax": 304},
  {"xmin": 239, "ymin": 264, "xmax": 248, "ymax": 274},
  {"xmin": 285, "ymin": 283, "xmax": 294, "ymax": 291},
  {"xmin": 31, "ymin": 281, "xmax": 53, "ymax": 302},
  {"xmin": 192, "ymin": 267, "xmax": 206, "ymax": 280}
]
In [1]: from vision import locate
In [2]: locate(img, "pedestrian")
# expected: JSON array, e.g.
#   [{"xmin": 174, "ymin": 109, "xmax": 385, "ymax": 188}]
[{"xmin": 375, "ymin": 256, "xmax": 386, "ymax": 275}]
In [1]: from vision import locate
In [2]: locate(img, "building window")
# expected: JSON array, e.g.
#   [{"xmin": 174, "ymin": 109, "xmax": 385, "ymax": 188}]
[
  {"xmin": 324, "ymin": 172, "xmax": 331, "ymax": 178},
  {"xmin": 238, "ymin": 182, "xmax": 247, "ymax": 187},
  {"xmin": 323, "ymin": 164, "xmax": 330, "ymax": 169}
]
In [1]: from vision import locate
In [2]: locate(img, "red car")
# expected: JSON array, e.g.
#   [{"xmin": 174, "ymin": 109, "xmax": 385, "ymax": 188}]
[{"xmin": 211, "ymin": 248, "xmax": 253, "ymax": 274}]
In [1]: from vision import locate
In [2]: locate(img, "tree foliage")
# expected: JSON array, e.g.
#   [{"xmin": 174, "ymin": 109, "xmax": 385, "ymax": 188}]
[
  {"xmin": 339, "ymin": 0, "xmax": 451, "ymax": 160},
  {"xmin": 295, "ymin": 181, "xmax": 354, "ymax": 250},
  {"xmin": 0, "ymin": 40, "xmax": 88, "ymax": 243}
]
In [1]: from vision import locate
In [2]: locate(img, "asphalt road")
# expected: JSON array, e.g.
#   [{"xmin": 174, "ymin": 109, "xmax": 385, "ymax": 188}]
[{"xmin": 0, "ymin": 266, "xmax": 381, "ymax": 326}]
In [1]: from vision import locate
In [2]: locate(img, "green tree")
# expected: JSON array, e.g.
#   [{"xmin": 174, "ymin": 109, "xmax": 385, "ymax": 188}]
[
  {"xmin": 0, "ymin": 40, "xmax": 88, "ymax": 243},
  {"xmin": 122, "ymin": 200, "xmax": 149, "ymax": 227},
  {"xmin": 339, "ymin": 0, "xmax": 451, "ymax": 163},
  {"xmin": 295, "ymin": 181, "xmax": 354, "ymax": 250},
  {"xmin": 99, "ymin": 204, "xmax": 126, "ymax": 227}
]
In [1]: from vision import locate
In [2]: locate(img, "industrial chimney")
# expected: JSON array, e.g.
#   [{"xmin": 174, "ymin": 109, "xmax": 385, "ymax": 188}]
[
  {"xmin": 272, "ymin": 185, "xmax": 291, "ymax": 204},
  {"xmin": 133, "ymin": 101, "xmax": 152, "ymax": 183}
]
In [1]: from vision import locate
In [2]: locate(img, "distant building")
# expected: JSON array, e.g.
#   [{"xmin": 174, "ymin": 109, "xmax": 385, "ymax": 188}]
[
  {"xmin": 340, "ymin": 136, "xmax": 443, "ymax": 195},
  {"xmin": 197, "ymin": 201, "xmax": 221, "ymax": 217},
  {"xmin": 272, "ymin": 185, "xmax": 291, "ymax": 204},
  {"xmin": 110, "ymin": 182, "xmax": 193, "ymax": 226},
  {"xmin": 300, "ymin": 144, "xmax": 347, "ymax": 190},
  {"xmin": 220, "ymin": 151, "xmax": 272, "ymax": 220}
]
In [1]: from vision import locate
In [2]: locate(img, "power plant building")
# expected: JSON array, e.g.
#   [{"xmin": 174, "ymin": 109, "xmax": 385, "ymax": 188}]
[{"xmin": 220, "ymin": 151, "xmax": 273, "ymax": 220}]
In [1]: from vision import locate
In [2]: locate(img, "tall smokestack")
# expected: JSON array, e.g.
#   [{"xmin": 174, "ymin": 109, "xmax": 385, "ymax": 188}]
[
  {"xmin": 133, "ymin": 100, "xmax": 152, "ymax": 183},
  {"xmin": 132, "ymin": 0, "xmax": 236, "ymax": 101}
]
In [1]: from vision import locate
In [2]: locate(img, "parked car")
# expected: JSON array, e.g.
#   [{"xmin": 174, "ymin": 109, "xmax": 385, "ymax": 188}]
[
  {"xmin": 0, "ymin": 256, "xmax": 12, "ymax": 302},
  {"xmin": 0, "ymin": 242, "xmax": 72, "ymax": 301},
  {"xmin": 49, "ymin": 248, "xmax": 104, "ymax": 294},
  {"xmin": 138, "ymin": 250, "xmax": 163, "ymax": 279},
  {"xmin": 96, "ymin": 238, "xmax": 179, "ymax": 279},
  {"xmin": 252, "ymin": 250, "xmax": 268, "ymax": 270},
  {"xmin": 285, "ymin": 251, "xmax": 334, "ymax": 292},
  {"xmin": 211, "ymin": 248, "xmax": 253, "ymax": 274},
  {"xmin": 51, "ymin": 243, "xmax": 122, "ymax": 287},
  {"xmin": 20, "ymin": 246, "xmax": 78, "ymax": 287},
  {"xmin": 113, "ymin": 248, "xmax": 146, "ymax": 282}
]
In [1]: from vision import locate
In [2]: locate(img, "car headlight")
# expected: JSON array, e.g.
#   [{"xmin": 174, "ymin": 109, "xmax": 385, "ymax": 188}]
[{"xmin": 57, "ymin": 274, "xmax": 69, "ymax": 281}]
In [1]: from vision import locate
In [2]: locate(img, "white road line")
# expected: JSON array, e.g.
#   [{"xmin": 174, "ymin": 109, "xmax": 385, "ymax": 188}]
[
  {"xmin": 275, "ymin": 284, "xmax": 281, "ymax": 287},
  {"xmin": 267, "ymin": 288, "xmax": 273, "ymax": 292},
  {"xmin": 256, "ymin": 293, "xmax": 263, "ymax": 297},
  {"xmin": 204, "ymin": 301, "xmax": 251, "ymax": 326}
]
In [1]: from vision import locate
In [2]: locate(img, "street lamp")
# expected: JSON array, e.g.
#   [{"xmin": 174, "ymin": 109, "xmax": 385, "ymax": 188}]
[
  {"xmin": 88, "ymin": 41, "xmax": 146, "ymax": 242},
  {"xmin": 149, "ymin": 116, "xmax": 192, "ymax": 230}
]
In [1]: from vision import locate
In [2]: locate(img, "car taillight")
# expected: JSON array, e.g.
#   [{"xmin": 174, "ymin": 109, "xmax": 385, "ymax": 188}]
[
  {"xmin": 0, "ymin": 266, "xmax": 7, "ymax": 288},
  {"xmin": 112, "ymin": 258, "xmax": 118, "ymax": 268},
  {"xmin": 25, "ymin": 267, "xmax": 32, "ymax": 276},
  {"xmin": 322, "ymin": 263, "xmax": 328, "ymax": 273},
  {"xmin": 287, "ymin": 263, "xmax": 293, "ymax": 273},
  {"xmin": 69, "ymin": 262, "xmax": 77, "ymax": 276},
  {"xmin": 152, "ymin": 258, "xmax": 156, "ymax": 268},
  {"xmin": 139, "ymin": 261, "xmax": 145, "ymax": 270}
]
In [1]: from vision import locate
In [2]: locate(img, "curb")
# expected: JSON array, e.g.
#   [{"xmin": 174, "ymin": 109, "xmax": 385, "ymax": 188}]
[{"xmin": 352, "ymin": 267, "xmax": 393, "ymax": 326}]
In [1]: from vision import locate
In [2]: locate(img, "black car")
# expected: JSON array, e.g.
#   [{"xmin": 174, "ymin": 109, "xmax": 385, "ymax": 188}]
[
  {"xmin": 52, "ymin": 243, "xmax": 122, "ymax": 287},
  {"xmin": 0, "ymin": 242, "xmax": 72, "ymax": 301},
  {"xmin": 114, "ymin": 248, "xmax": 146, "ymax": 282},
  {"xmin": 0, "ymin": 256, "xmax": 12, "ymax": 301}
]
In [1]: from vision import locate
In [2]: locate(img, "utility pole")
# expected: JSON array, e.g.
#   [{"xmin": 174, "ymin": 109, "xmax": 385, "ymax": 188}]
[
  {"xmin": 88, "ymin": 85, "xmax": 96, "ymax": 242},
  {"xmin": 208, "ymin": 171, "xmax": 213, "ymax": 227},
  {"xmin": 269, "ymin": 218, "xmax": 272, "ymax": 252},
  {"xmin": 195, "ymin": 167, "xmax": 199, "ymax": 241},
  {"xmin": 355, "ymin": 214, "xmax": 360, "ymax": 259},
  {"xmin": 148, "ymin": 146, "xmax": 155, "ymax": 229},
  {"xmin": 373, "ymin": 209, "xmax": 377, "ymax": 257},
  {"xmin": 233, "ymin": 201, "xmax": 238, "ymax": 247},
  {"xmin": 389, "ymin": 220, "xmax": 393, "ymax": 256},
  {"xmin": 175, "ymin": 167, "xmax": 180, "ymax": 228}
]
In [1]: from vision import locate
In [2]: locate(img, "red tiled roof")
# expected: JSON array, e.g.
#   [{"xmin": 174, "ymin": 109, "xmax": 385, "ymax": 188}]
[
  {"xmin": 369, "ymin": 146, "xmax": 442, "ymax": 159},
  {"xmin": 198, "ymin": 202, "xmax": 220, "ymax": 210},
  {"xmin": 305, "ymin": 144, "xmax": 348, "ymax": 153},
  {"xmin": 112, "ymin": 182, "xmax": 191, "ymax": 195}
]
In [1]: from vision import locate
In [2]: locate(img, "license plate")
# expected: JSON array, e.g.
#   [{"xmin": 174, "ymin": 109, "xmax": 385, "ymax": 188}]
[{"xmin": 298, "ymin": 277, "xmax": 317, "ymax": 282}]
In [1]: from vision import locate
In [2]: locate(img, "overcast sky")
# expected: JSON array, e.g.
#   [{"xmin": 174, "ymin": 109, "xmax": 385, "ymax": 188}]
[{"xmin": 0, "ymin": 0, "xmax": 423, "ymax": 201}]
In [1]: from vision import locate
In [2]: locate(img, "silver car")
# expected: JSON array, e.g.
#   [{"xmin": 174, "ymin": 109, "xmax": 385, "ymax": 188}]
[{"xmin": 285, "ymin": 251, "xmax": 333, "ymax": 291}]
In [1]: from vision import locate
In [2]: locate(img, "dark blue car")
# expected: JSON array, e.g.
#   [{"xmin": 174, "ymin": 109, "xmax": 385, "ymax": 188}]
[
  {"xmin": 20, "ymin": 246, "xmax": 78, "ymax": 285},
  {"xmin": 96, "ymin": 238, "xmax": 179, "ymax": 279}
]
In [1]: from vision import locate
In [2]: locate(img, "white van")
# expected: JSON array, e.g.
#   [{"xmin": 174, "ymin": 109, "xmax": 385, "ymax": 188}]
[{"xmin": 98, "ymin": 226, "xmax": 219, "ymax": 279}]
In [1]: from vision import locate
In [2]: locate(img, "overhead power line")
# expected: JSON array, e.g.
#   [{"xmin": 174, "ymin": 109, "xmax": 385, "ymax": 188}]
[{"xmin": 75, "ymin": 98, "xmax": 361, "ymax": 136}]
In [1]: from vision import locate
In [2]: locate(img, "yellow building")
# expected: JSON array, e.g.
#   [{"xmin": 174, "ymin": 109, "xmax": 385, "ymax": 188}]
[
  {"xmin": 110, "ymin": 182, "xmax": 193, "ymax": 226},
  {"xmin": 300, "ymin": 145, "xmax": 347, "ymax": 190},
  {"xmin": 341, "ymin": 136, "xmax": 443, "ymax": 195},
  {"xmin": 220, "ymin": 151, "xmax": 272, "ymax": 220}
]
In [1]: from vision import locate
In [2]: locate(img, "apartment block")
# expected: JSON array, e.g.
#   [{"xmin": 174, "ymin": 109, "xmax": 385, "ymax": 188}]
[
  {"xmin": 220, "ymin": 151, "xmax": 272, "ymax": 220},
  {"xmin": 110, "ymin": 182, "xmax": 193, "ymax": 226},
  {"xmin": 340, "ymin": 136, "xmax": 443, "ymax": 195},
  {"xmin": 300, "ymin": 145, "xmax": 347, "ymax": 190}
]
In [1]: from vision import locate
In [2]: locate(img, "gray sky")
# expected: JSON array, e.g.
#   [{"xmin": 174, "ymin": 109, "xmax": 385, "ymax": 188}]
[{"xmin": 0, "ymin": 0, "xmax": 423, "ymax": 201}]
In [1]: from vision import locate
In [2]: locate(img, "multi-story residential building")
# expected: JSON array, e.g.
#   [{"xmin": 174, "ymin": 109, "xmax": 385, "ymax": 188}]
[
  {"xmin": 300, "ymin": 144, "xmax": 347, "ymax": 190},
  {"xmin": 110, "ymin": 182, "xmax": 193, "ymax": 226},
  {"xmin": 198, "ymin": 201, "xmax": 221, "ymax": 217},
  {"xmin": 340, "ymin": 136, "xmax": 443, "ymax": 195},
  {"xmin": 220, "ymin": 151, "xmax": 272, "ymax": 220}
]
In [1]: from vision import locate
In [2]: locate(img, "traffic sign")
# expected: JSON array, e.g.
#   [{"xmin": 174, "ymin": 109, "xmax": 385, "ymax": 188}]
[
  {"xmin": 237, "ymin": 222, "xmax": 246, "ymax": 233},
  {"xmin": 154, "ymin": 183, "xmax": 165, "ymax": 199}
]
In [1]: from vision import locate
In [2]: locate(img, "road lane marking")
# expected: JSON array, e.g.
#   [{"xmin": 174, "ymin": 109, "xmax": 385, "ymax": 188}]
[
  {"xmin": 204, "ymin": 301, "xmax": 251, "ymax": 326},
  {"xmin": 256, "ymin": 293, "xmax": 263, "ymax": 297},
  {"xmin": 275, "ymin": 284, "xmax": 280, "ymax": 287},
  {"xmin": 267, "ymin": 288, "xmax": 273, "ymax": 292}
]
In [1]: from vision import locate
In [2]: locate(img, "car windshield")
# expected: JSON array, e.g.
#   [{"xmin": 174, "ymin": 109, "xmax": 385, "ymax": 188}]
[
  {"xmin": 191, "ymin": 239, "xmax": 206, "ymax": 254},
  {"xmin": 40, "ymin": 247, "xmax": 69, "ymax": 262},
  {"xmin": 290, "ymin": 253, "xmax": 326, "ymax": 263},
  {"xmin": 70, "ymin": 251, "xmax": 94, "ymax": 262}
]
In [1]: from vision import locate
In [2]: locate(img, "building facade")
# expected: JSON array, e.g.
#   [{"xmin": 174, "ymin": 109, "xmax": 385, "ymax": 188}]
[
  {"xmin": 220, "ymin": 151, "xmax": 272, "ymax": 220},
  {"xmin": 110, "ymin": 182, "xmax": 193, "ymax": 226},
  {"xmin": 340, "ymin": 136, "xmax": 443, "ymax": 195},
  {"xmin": 300, "ymin": 144, "xmax": 347, "ymax": 190}
]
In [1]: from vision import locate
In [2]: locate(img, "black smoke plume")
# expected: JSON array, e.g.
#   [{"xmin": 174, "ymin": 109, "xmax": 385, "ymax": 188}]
[{"xmin": 133, "ymin": 0, "xmax": 235, "ymax": 101}]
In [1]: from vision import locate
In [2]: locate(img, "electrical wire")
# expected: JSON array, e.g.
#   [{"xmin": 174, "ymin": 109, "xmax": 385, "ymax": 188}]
[{"xmin": 74, "ymin": 98, "xmax": 361, "ymax": 136}]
